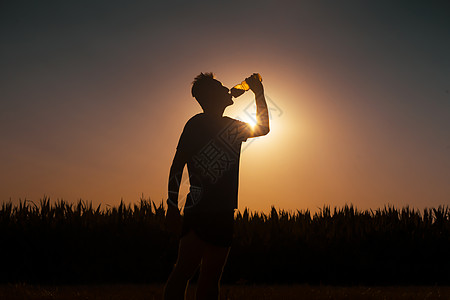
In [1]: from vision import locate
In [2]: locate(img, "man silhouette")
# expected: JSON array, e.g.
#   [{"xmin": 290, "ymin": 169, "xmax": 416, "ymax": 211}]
[{"xmin": 163, "ymin": 73, "xmax": 269, "ymax": 300}]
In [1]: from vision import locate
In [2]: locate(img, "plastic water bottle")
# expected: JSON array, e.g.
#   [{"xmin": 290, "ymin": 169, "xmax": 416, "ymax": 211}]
[{"xmin": 230, "ymin": 73, "xmax": 262, "ymax": 98}]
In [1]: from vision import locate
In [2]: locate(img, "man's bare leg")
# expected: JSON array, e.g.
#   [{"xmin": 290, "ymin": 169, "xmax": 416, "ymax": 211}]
[
  {"xmin": 163, "ymin": 230, "xmax": 205, "ymax": 300},
  {"xmin": 196, "ymin": 243, "xmax": 230, "ymax": 300}
]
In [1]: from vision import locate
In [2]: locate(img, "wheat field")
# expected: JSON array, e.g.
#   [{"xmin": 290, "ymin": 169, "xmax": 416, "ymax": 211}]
[
  {"xmin": 1, "ymin": 197, "xmax": 449, "ymax": 288},
  {"xmin": 2, "ymin": 284, "xmax": 450, "ymax": 300}
]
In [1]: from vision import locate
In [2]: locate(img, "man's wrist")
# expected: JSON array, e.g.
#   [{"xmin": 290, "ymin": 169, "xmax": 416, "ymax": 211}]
[{"xmin": 254, "ymin": 90, "xmax": 264, "ymax": 98}]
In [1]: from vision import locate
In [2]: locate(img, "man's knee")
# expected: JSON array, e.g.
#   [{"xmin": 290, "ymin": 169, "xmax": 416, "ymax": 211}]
[
  {"xmin": 200, "ymin": 268, "xmax": 223, "ymax": 284},
  {"xmin": 170, "ymin": 231, "xmax": 205, "ymax": 281},
  {"xmin": 200, "ymin": 246, "xmax": 229, "ymax": 280},
  {"xmin": 199, "ymin": 259, "xmax": 227, "ymax": 283},
  {"xmin": 171, "ymin": 261, "xmax": 199, "ymax": 282}
]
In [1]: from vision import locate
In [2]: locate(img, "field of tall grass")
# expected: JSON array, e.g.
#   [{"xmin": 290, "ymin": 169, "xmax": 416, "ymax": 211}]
[
  {"xmin": 1, "ymin": 197, "xmax": 449, "ymax": 285},
  {"xmin": 2, "ymin": 283, "xmax": 450, "ymax": 300}
]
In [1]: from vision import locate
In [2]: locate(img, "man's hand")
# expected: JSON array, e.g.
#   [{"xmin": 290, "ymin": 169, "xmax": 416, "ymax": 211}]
[
  {"xmin": 165, "ymin": 203, "xmax": 182, "ymax": 234},
  {"xmin": 245, "ymin": 73, "xmax": 264, "ymax": 96}
]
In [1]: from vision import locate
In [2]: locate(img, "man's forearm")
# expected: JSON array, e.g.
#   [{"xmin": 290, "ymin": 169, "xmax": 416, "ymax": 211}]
[
  {"xmin": 255, "ymin": 93, "xmax": 270, "ymax": 135},
  {"xmin": 167, "ymin": 165, "xmax": 183, "ymax": 207},
  {"xmin": 167, "ymin": 149, "xmax": 187, "ymax": 207}
]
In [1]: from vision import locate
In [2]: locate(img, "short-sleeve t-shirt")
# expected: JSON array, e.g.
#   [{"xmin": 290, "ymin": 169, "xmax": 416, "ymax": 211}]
[{"xmin": 176, "ymin": 113, "xmax": 251, "ymax": 213}]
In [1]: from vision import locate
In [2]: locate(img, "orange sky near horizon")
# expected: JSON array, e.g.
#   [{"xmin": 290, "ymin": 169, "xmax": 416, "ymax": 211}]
[{"xmin": 1, "ymin": 1, "xmax": 449, "ymax": 213}]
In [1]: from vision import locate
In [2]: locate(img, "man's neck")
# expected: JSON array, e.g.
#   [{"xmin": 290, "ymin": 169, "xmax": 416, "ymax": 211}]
[{"xmin": 203, "ymin": 110, "xmax": 224, "ymax": 118}]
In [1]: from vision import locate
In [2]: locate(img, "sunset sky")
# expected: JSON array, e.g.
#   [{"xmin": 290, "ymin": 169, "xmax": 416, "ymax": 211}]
[{"xmin": 1, "ymin": 1, "xmax": 449, "ymax": 213}]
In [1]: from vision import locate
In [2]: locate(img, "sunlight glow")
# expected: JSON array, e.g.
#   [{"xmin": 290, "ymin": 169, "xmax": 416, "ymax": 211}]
[{"xmin": 247, "ymin": 119, "xmax": 257, "ymax": 129}]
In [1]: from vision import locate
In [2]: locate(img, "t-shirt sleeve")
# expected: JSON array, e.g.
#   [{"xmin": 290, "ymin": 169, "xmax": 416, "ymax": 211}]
[
  {"xmin": 230, "ymin": 117, "xmax": 271, "ymax": 140},
  {"xmin": 231, "ymin": 119, "xmax": 253, "ymax": 143},
  {"xmin": 217, "ymin": 118, "xmax": 252, "ymax": 146}
]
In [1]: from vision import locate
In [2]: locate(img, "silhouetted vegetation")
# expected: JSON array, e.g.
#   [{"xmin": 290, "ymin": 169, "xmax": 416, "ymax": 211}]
[{"xmin": 1, "ymin": 197, "xmax": 449, "ymax": 285}]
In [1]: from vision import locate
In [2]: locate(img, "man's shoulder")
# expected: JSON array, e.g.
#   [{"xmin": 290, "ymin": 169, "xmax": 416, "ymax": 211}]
[
  {"xmin": 183, "ymin": 115, "xmax": 246, "ymax": 133},
  {"xmin": 223, "ymin": 116, "xmax": 246, "ymax": 125},
  {"xmin": 184, "ymin": 113, "xmax": 206, "ymax": 128},
  {"xmin": 189, "ymin": 113, "xmax": 205, "ymax": 121}
]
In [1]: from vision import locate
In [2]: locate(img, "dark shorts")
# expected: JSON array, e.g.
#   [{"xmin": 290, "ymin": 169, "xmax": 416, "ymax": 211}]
[{"xmin": 181, "ymin": 211, "xmax": 235, "ymax": 248}]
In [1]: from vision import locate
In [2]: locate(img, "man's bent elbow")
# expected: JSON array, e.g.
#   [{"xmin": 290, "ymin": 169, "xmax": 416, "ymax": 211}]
[{"xmin": 254, "ymin": 125, "xmax": 270, "ymax": 137}]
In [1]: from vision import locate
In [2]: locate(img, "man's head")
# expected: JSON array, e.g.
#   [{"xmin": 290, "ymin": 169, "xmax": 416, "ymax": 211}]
[{"xmin": 191, "ymin": 72, "xmax": 233, "ymax": 113}]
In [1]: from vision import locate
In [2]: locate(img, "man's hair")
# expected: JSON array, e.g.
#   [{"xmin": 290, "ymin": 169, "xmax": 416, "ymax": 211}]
[
  {"xmin": 191, "ymin": 72, "xmax": 214, "ymax": 98},
  {"xmin": 191, "ymin": 72, "xmax": 216, "ymax": 108}
]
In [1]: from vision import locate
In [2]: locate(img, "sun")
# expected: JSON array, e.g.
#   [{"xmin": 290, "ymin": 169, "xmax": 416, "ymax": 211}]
[{"xmin": 247, "ymin": 119, "xmax": 257, "ymax": 129}]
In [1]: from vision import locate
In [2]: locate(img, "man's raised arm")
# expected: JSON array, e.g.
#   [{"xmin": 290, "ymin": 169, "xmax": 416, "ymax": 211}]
[{"xmin": 247, "ymin": 73, "xmax": 270, "ymax": 137}]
